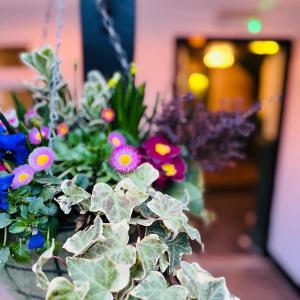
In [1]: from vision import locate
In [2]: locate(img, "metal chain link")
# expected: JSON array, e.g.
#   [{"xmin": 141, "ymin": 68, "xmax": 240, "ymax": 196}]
[
  {"xmin": 95, "ymin": 0, "xmax": 131, "ymax": 75},
  {"xmin": 42, "ymin": 0, "xmax": 53, "ymax": 44},
  {"xmin": 48, "ymin": 0, "xmax": 64, "ymax": 174}
]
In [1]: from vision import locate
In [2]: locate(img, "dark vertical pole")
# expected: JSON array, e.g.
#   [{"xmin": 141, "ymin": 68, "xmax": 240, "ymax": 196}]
[{"xmin": 80, "ymin": 0, "xmax": 135, "ymax": 78}]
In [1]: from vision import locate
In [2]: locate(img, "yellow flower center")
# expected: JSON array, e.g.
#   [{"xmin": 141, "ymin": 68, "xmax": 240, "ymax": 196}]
[
  {"xmin": 37, "ymin": 154, "xmax": 50, "ymax": 166},
  {"xmin": 104, "ymin": 111, "xmax": 113, "ymax": 119},
  {"xmin": 162, "ymin": 164, "xmax": 177, "ymax": 177},
  {"xmin": 18, "ymin": 173, "xmax": 30, "ymax": 182},
  {"xmin": 35, "ymin": 132, "xmax": 42, "ymax": 141},
  {"xmin": 58, "ymin": 125, "xmax": 68, "ymax": 135},
  {"xmin": 112, "ymin": 137, "xmax": 120, "ymax": 146},
  {"xmin": 119, "ymin": 154, "xmax": 132, "ymax": 166},
  {"xmin": 155, "ymin": 143, "xmax": 171, "ymax": 156}
]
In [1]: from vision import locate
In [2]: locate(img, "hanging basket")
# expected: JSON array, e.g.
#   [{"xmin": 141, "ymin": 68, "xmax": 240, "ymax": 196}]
[{"xmin": 0, "ymin": 226, "xmax": 73, "ymax": 300}]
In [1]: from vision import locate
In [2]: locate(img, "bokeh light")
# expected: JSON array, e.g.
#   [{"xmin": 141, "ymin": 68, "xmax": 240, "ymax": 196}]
[
  {"xmin": 188, "ymin": 72, "xmax": 209, "ymax": 95},
  {"xmin": 248, "ymin": 40, "xmax": 280, "ymax": 55}
]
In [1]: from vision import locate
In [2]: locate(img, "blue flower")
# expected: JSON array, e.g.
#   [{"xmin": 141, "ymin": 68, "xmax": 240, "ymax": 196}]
[
  {"xmin": 0, "ymin": 174, "xmax": 14, "ymax": 211},
  {"xmin": 28, "ymin": 230, "xmax": 45, "ymax": 249},
  {"xmin": 0, "ymin": 133, "xmax": 29, "ymax": 164}
]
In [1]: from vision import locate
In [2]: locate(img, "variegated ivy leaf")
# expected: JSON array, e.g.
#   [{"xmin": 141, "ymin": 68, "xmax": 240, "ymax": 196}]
[
  {"xmin": 130, "ymin": 271, "xmax": 189, "ymax": 300},
  {"xmin": 159, "ymin": 253, "xmax": 169, "ymax": 273},
  {"xmin": 46, "ymin": 277, "xmax": 89, "ymax": 300},
  {"xmin": 0, "ymin": 247, "xmax": 10, "ymax": 269},
  {"xmin": 147, "ymin": 192, "xmax": 203, "ymax": 246},
  {"xmin": 90, "ymin": 178, "xmax": 148, "ymax": 223},
  {"xmin": 129, "ymin": 218, "xmax": 156, "ymax": 227},
  {"xmin": 147, "ymin": 222, "xmax": 192, "ymax": 274},
  {"xmin": 125, "ymin": 163, "xmax": 159, "ymax": 190},
  {"xmin": 67, "ymin": 256, "xmax": 130, "ymax": 300},
  {"xmin": 32, "ymin": 239, "xmax": 56, "ymax": 290},
  {"xmin": 63, "ymin": 216, "xmax": 104, "ymax": 256},
  {"xmin": 176, "ymin": 262, "xmax": 233, "ymax": 300},
  {"xmin": 84, "ymin": 219, "xmax": 136, "ymax": 266},
  {"xmin": 55, "ymin": 178, "xmax": 91, "ymax": 214},
  {"xmin": 147, "ymin": 192, "xmax": 187, "ymax": 236},
  {"xmin": 136, "ymin": 234, "xmax": 168, "ymax": 276}
]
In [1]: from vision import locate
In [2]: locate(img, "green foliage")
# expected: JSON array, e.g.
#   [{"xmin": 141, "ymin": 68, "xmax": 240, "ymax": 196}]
[
  {"xmin": 34, "ymin": 163, "xmax": 237, "ymax": 300},
  {"xmin": 111, "ymin": 79, "xmax": 147, "ymax": 141}
]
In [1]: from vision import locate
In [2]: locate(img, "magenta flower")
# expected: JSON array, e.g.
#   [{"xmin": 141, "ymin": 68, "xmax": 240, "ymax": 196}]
[
  {"xmin": 28, "ymin": 147, "xmax": 55, "ymax": 171},
  {"xmin": 108, "ymin": 132, "xmax": 126, "ymax": 148},
  {"xmin": 25, "ymin": 108, "xmax": 38, "ymax": 125},
  {"xmin": 0, "ymin": 163, "xmax": 5, "ymax": 171},
  {"xmin": 143, "ymin": 136, "xmax": 181, "ymax": 162},
  {"xmin": 11, "ymin": 164, "xmax": 35, "ymax": 189},
  {"xmin": 101, "ymin": 108, "xmax": 115, "ymax": 123},
  {"xmin": 110, "ymin": 145, "xmax": 140, "ymax": 174},
  {"xmin": 56, "ymin": 123, "xmax": 69, "ymax": 137},
  {"xmin": 28, "ymin": 127, "xmax": 50, "ymax": 145},
  {"xmin": 160, "ymin": 156, "xmax": 187, "ymax": 181}
]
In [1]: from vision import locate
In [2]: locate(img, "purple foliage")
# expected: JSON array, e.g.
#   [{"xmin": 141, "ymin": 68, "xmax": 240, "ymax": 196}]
[{"xmin": 155, "ymin": 93, "xmax": 260, "ymax": 171}]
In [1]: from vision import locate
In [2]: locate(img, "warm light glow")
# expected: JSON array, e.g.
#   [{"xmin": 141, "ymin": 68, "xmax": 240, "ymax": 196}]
[
  {"xmin": 188, "ymin": 73, "xmax": 209, "ymax": 95},
  {"xmin": 247, "ymin": 18, "xmax": 262, "ymax": 34},
  {"xmin": 203, "ymin": 43, "xmax": 235, "ymax": 69},
  {"xmin": 188, "ymin": 36, "xmax": 206, "ymax": 48},
  {"xmin": 248, "ymin": 40, "xmax": 280, "ymax": 55}
]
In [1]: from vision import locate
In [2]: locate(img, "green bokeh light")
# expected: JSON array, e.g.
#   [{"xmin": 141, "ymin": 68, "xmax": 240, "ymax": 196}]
[{"xmin": 247, "ymin": 18, "xmax": 262, "ymax": 34}]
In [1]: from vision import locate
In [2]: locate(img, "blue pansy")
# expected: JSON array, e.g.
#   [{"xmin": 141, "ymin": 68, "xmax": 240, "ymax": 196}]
[
  {"xmin": 0, "ymin": 133, "xmax": 29, "ymax": 164},
  {"xmin": 28, "ymin": 230, "xmax": 45, "ymax": 249},
  {"xmin": 0, "ymin": 174, "xmax": 14, "ymax": 211}
]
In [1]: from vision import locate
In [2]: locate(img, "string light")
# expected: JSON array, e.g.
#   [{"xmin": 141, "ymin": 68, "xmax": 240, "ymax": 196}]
[
  {"xmin": 188, "ymin": 73, "xmax": 209, "ymax": 95},
  {"xmin": 248, "ymin": 40, "xmax": 280, "ymax": 55},
  {"xmin": 203, "ymin": 42, "xmax": 235, "ymax": 69}
]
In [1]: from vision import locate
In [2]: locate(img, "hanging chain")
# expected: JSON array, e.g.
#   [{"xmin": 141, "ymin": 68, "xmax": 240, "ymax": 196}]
[
  {"xmin": 48, "ymin": 0, "xmax": 64, "ymax": 174},
  {"xmin": 42, "ymin": 0, "xmax": 53, "ymax": 43},
  {"xmin": 95, "ymin": 0, "xmax": 131, "ymax": 75}
]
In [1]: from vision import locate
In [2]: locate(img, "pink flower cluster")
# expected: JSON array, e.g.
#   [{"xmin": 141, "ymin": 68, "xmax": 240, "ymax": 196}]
[{"xmin": 141, "ymin": 136, "xmax": 187, "ymax": 189}]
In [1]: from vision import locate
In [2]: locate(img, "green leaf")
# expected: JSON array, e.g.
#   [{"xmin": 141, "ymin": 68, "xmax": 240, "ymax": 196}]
[
  {"xmin": 28, "ymin": 197, "xmax": 48, "ymax": 214},
  {"xmin": 0, "ymin": 213, "xmax": 12, "ymax": 229},
  {"xmin": 8, "ymin": 221, "xmax": 27, "ymax": 234},
  {"xmin": 84, "ymin": 219, "xmax": 136, "ymax": 267},
  {"xmin": 125, "ymin": 163, "xmax": 159, "ymax": 190},
  {"xmin": 130, "ymin": 271, "xmax": 188, "ymax": 300},
  {"xmin": 34, "ymin": 175, "xmax": 62, "ymax": 185},
  {"xmin": 136, "ymin": 234, "xmax": 167, "ymax": 276},
  {"xmin": 67, "ymin": 256, "xmax": 130, "ymax": 300},
  {"xmin": 176, "ymin": 262, "xmax": 233, "ymax": 300},
  {"xmin": 56, "ymin": 178, "xmax": 91, "ymax": 214},
  {"xmin": 32, "ymin": 239, "xmax": 56, "ymax": 290},
  {"xmin": 11, "ymin": 92, "xmax": 26, "ymax": 123},
  {"xmin": 90, "ymin": 178, "xmax": 148, "ymax": 223},
  {"xmin": 0, "ymin": 247, "xmax": 10, "ymax": 269},
  {"xmin": 63, "ymin": 216, "xmax": 104, "ymax": 256},
  {"xmin": 46, "ymin": 277, "xmax": 89, "ymax": 300},
  {"xmin": 10, "ymin": 241, "xmax": 31, "ymax": 263}
]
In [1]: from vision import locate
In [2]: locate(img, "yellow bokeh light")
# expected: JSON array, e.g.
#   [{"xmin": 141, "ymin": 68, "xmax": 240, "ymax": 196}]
[
  {"xmin": 203, "ymin": 42, "xmax": 235, "ymax": 69},
  {"xmin": 188, "ymin": 73, "xmax": 209, "ymax": 95},
  {"xmin": 248, "ymin": 40, "xmax": 280, "ymax": 55}
]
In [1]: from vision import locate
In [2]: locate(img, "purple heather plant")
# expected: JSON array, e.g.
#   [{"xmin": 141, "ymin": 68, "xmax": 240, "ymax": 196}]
[{"xmin": 156, "ymin": 93, "xmax": 260, "ymax": 171}]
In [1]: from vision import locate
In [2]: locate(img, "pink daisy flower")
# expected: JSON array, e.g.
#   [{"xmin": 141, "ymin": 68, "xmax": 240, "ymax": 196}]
[
  {"xmin": 11, "ymin": 164, "xmax": 35, "ymax": 189},
  {"xmin": 101, "ymin": 108, "xmax": 115, "ymax": 123},
  {"xmin": 108, "ymin": 132, "xmax": 126, "ymax": 148},
  {"xmin": 143, "ymin": 136, "xmax": 181, "ymax": 162},
  {"xmin": 28, "ymin": 147, "xmax": 55, "ymax": 171},
  {"xmin": 56, "ymin": 123, "xmax": 69, "ymax": 137},
  {"xmin": 28, "ymin": 127, "xmax": 50, "ymax": 145},
  {"xmin": 110, "ymin": 145, "xmax": 140, "ymax": 174}
]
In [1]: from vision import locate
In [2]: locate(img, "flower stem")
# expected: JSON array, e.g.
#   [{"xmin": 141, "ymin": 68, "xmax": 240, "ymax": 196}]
[{"xmin": 3, "ymin": 227, "xmax": 7, "ymax": 247}]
